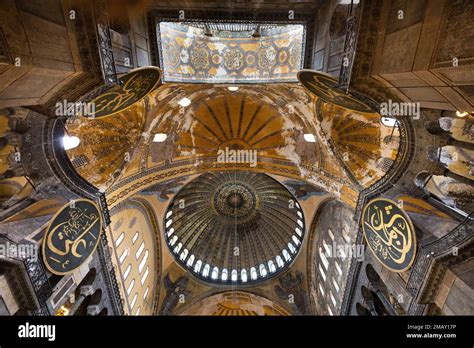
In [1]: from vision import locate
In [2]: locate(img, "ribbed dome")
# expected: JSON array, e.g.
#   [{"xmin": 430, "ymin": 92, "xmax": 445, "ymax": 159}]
[{"xmin": 164, "ymin": 171, "xmax": 305, "ymax": 284}]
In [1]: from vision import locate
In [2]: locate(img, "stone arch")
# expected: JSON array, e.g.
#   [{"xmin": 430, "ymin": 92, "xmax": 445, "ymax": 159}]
[{"xmin": 176, "ymin": 291, "xmax": 290, "ymax": 316}]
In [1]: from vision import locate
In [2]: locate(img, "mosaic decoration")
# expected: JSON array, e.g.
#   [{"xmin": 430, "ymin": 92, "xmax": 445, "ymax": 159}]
[
  {"xmin": 65, "ymin": 95, "xmax": 146, "ymax": 191},
  {"xmin": 274, "ymin": 271, "xmax": 310, "ymax": 315},
  {"xmin": 283, "ymin": 180, "xmax": 327, "ymax": 200},
  {"xmin": 298, "ymin": 70, "xmax": 374, "ymax": 113},
  {"xmin": 91, "ymin": 67, "xmax": 161, "ymax": 118},
  {"xmin": 159, "ymin": 273, "xmax": 190, "ymax": 315},
  {"xmin": 362, "ymin": 198, "xmax": 417, "ymax": 272},
  {"xmin": 159, "ymin": 22, "xmax": 304, "ymax": 83},
  {"xmin": 315, "ymin": 100, "xmax": 399, "ymax": 188},
  {"xmin": 99, "ymin": 83, "xmax": 400, "ymax": 208},
  {"xmin": 42, "ymin": 199, "xmax": 102, "ymax": 275}
]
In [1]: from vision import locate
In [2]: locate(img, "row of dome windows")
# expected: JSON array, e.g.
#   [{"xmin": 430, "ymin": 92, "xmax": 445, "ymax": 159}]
[
  {"xmin": 166, "ymin": 235, "xmax": 301, "ymax": 283},
  {"xmin": 164, "ymin": 210, "xmax": 304, "ymax": 282}
]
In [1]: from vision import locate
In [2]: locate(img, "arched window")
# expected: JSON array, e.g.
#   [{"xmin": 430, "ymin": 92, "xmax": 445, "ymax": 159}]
[
  {"xmin": 241, "ymin": 269, "xmax": 248, "ymax": 282},
  {"xmin": 166, "ymin": 210, "xmax": 173, "ymax": 219},
  {"xmin": 231, "ymin": 269, "xmax": 238, "ymax": 282},
  {"xmin": 119, "ymin": 248, "xmax": 129, "ymax": 264},
  {"xmin": 327, "ymin": 305, "xmax": 334, "ymax": 316},
  {"xmin": 167, "ymin": 228, "xmax": 174, "ymax": 237},
  {"xmin": 282, "ymin": 249, "xmax": 291, "ymax": 261},
  {"xmin": 186, "ymin": 254, "xmax": 195, "ymax": 267},
  {"xmin": 292, "ymin": 235, "xmax": 300, "ymax": 246},
  {"xmin": 259, "ymin": 264, "xmax": 268, "ymax": 277},
  {"xmin": 165, "ymin": 219, "xmax": 172, "ymax": 228},
  {"xmin": 335, "ymin": 261, "xmax": 343, "ymax": 276},
  {"xmin": 126, "ymin": 279, "xmax": 135, "ymax": 295},
  {"xmin": 318, "ymin": 264, "xmax": 327, "ymax": 281},
  {"xmin": 115, "ymin": 232, "xmax": 125, "ymax": 247},
  {"xmin": 211, "ymin": 267, "xmax": 219, "ymax": 280},
  {"xmin": 123, "ymin": 264, "xmax": 132, "ymax": 280},
  {"xmin": 173, "ymin": 242, "xmax": 182, "ymax": 254},
  {"xmin": 338, "ymin": 246, "xmax": 347, "ymax": 260},
  {"xmin": 143, "ymin": 287, "xmax": 149, "ymax": 300},
  {"xmin": 268, "ymin": 260, "xmax": 276, "ymax": 273},
  {"xmin": 194, "ymin": 260, "xmax": 202, "ymax": 273},
  {"xmin": 288, "ymin": 242, "xmax": 296, "ymax": 254},
  {"xmin": 318, "ymin": 282, "xmax": 325, "ymax": 296},
  {"xmin": 138, "ymin": 250, "xmax": 149, "ymax": 273},
  {"xmin": 202, "ymin": 264, "xmax": 210, "ymax": 277},
  {"xmin": 295, "ymin": 227, "xmax": 303, "ymax": 237},
  {"xmin": 276, "ymin": 255, "xmax": 284, "ymax": 268},
  {"xmin": 297, "ymin": 219, "xmax": 303, "ymax": 227},
  {"xmin": 169, "ymin": 235, "xmax": 178, "ymax": 246},
  {"xmin": 319, "ymin": 247, "xmax": 329, "ymax": 270},
  {"xmin": 62, "ymin": 135, "xmax": 80, "ymax": 150},
  {"xmin": 135, "ymin": 307, "xmax": 141, "ymax": 315},
  {"xmin": 140, "ymin": 266, "xmax": 149, "ymax": 285},
  {"xmin": 221, "ymin": 268, "xmax": 228, "ymax": 281},
  {"xmin": 136, "ymin": 242, "xmax": 145, "ymax": 259},
  {"xmin": 327, "ymin": 228, "xmax": 335, "ymax": 241},
  {"xmin": 332, "ymin": 277, "xmax": 340, "ymax": 293},
  {"xmin": 130, "ymin": 293, "xmax": 138, "ymax": 309},
  {"xmin": 322, "ymin": 239, "xmax": 332, "ymax": 257},
  {"xmin": 329, "ymin": 291, "xmax": 337, "ymax": 307},
  {"xmin": 381, "ymin": 117, "xmax": 397, "ymax": 127},
  {"xmin": 342, "ymin": 227, "xmax": 351, "ymax": 243},
  {"xmin": 250, "ymin": 267, "xmax": 257, "ymax": 280},
  {"xmin": 132, "ymin": 231, "xmax": 139, "ymax": 244},
  {"xmin": 180, "ymin": 248, "xmax": 188, "ymax": 261}
]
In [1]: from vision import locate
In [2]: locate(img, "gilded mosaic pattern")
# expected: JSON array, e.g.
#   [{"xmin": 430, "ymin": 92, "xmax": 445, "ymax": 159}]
[
  {"xmin": 159, "ymin": 23, "xmax": 304, "ymax": 83},
  {"xmin": 65, "ymin": 82, "xmax": 399, "ymax": 209}
]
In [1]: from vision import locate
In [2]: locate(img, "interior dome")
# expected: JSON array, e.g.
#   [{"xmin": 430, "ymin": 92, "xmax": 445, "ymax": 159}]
[{"xmin": 164, "ymin": 171, "xmax": 305, "ymax": 284}]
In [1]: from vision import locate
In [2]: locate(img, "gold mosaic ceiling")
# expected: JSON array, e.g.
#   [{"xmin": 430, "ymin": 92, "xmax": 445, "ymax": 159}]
[
  {"xmin": 64, "ymin": 69, "xmax": 399, "ymax": 208},
  {"xmin": 159, "ymin": 22, "xmax": 304, "ymax": 83}
]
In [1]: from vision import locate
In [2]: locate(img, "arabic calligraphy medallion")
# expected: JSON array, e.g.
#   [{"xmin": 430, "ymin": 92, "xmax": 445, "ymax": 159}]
[
  {"xmin": 90, "ymin": 67, "xmax": 161, "ymax": 118},
  {"xmin": 297, "ymin": 70, "xmax": 374, "ymax": 113},
  {"xmin": 42, "ymin": 199, "xmax": 102, "ymax": 275},
  {"xmin": 362, "ymin": 198, "xmax": 416, "ymax": 272}
]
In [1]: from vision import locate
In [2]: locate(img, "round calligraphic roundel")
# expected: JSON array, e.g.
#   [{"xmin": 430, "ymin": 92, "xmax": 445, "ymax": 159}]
[
  {"xmin": 90, "ymin": 67, "xmax": 161, "ymax": 118},
  {"xmin": 361, "ymin": 198, "xmax": 417, "ymax": 273},
  {"xmin": 297, "ymin": 70, "xmax": 374, "ymax": 113},
  {"xmin": 42, "ymin": 199, "xmax": 102, "ymax": 275}
]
